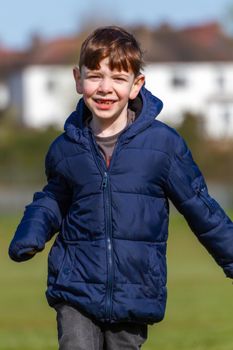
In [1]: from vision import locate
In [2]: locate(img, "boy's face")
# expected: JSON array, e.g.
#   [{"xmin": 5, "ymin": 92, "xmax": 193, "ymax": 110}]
[{"xmin": 73, "ymin": 57, "xmax": 144, "ymax": 124}]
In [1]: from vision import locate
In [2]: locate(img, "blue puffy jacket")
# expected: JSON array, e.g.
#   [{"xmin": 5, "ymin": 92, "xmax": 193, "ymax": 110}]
[{"xmin": 9, "ymin": 86, "xmax": 233, "ymax": 324}]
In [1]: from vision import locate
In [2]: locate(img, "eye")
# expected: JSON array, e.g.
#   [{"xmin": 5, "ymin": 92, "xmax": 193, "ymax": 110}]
[
  {"xmin": 87, "ymin": 74, "xmax": 101, "ymax": 80},
  {"xmin": 114, "ymin": 76, "xmax": 127, "ymax": 82}
]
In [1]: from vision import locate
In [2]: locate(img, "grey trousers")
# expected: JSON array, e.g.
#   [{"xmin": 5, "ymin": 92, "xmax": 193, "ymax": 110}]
[{"xmin": 54, "ymin": 303, "xmax": 148, "ymax": 350}]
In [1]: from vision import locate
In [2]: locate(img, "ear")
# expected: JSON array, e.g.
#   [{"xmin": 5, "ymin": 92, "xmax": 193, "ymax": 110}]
[
  {"xmin": 129, "ymin": 74, "xmax": 145, "ymax": 100},
  {"xmin": 73, "ymin": 67, "xmax": 83, "ymax": 94}
]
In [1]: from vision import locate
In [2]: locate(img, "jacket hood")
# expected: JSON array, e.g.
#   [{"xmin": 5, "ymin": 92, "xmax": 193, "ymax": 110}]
[{"xmin": 64, "ymin": 86, "xmax": 163, "ymax": 143}]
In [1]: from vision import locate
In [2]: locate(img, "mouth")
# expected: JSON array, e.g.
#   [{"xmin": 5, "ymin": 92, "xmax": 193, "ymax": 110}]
[{"xmin": 94, "ymin": 99, "xmax": 116, "ymax": 105}]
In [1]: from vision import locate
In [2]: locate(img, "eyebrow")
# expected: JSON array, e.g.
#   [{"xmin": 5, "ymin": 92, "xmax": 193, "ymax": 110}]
[
  {"xmin": 84, "ymin": 70, "xmax": 130, "ymax": 78},
  {"xmin": 112, "ymin": 72, "xmax": 130, "ymax": 78},
  {"xmin": 85, "ymin": 70, "xmax": 101, "ymax": 76}
]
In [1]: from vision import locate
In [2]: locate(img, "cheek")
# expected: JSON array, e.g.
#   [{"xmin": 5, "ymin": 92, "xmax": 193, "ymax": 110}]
[
  {"xmin": 82, "ymin": 82, "xmax": 97, "ymax": 98},
  {"xmin": 115, "ymin": 86, "xmax": 132, "ymax": 100}
]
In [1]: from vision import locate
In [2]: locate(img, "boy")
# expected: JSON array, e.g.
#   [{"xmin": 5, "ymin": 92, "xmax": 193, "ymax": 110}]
[{"xmin": 9, "ymin": 26, "xmax": 233, "ymax": 350}]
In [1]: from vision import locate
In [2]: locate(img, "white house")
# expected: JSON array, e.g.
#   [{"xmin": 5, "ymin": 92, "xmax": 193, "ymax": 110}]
[
  {"xmin": 0, "ymin": 82, "xmax": 10, "ymax": 109},
  {"xmin": 0, "ymin": 39, "xmax": 233, "ymax": 138},
  {"xmin": 5, "ymin": 61, "xmax": 233, "ymax": 138},
  {"xmin": 8, "ymin": 65, "xmax": 78, "ymax": 128},
  {"xmin": 1, "ymin": 23, "xmax": 233, "ymax": 138},
  {"xmin": 145, "ymin": 62, "xmax": 233, "ymax": 139}
]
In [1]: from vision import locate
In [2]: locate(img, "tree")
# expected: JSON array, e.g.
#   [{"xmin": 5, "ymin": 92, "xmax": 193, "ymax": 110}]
[{"xmin": 176, "ymin": 111, "xmax": 205, "ymax": 158}]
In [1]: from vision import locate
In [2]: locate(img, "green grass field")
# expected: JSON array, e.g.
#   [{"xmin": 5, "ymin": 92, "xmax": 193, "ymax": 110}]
[{"xmin": 1, "ymin": 211, "xmax": 233, "ymax": 350}]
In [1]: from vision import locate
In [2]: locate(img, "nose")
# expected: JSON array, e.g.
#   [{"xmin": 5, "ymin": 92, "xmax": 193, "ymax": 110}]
[{"xmin": 97, "ymin": 77, "xmax": 112, "ymax": 94}]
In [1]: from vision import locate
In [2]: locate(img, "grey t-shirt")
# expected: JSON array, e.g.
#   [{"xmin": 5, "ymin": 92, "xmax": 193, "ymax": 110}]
[{"xmin": 89, "ymin": 109, "xmax": 135, "ymax": 168}]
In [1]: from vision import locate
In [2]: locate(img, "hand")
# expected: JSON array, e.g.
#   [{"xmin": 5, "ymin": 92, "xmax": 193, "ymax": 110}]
[{"xmin": 27, "ymin": 249, "xmax": 37, "ymax": 256}]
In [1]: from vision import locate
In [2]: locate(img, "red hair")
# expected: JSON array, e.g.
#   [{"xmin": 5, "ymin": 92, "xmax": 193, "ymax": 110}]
[{"xmin": 79, "ymin": 26, "xmax": 144, "ymax": 76}]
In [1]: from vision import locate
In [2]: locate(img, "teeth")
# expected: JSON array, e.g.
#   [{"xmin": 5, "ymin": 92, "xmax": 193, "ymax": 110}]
[{"xmin": 96, "ymin": 100, "xmax": 114, "ymax": 104}]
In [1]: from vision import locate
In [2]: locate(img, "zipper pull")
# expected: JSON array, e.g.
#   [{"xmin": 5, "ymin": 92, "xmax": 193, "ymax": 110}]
[
  {"xmin": 102, "ymin": 172, "xmax": 108, "ymax": 189},
  {"xmin": 198, "ymin": 187, "xmax": 206, "ymax": 195},
  {"xmin": 195, "ymin": 186, "xmax": 205, "ymax": 195}
]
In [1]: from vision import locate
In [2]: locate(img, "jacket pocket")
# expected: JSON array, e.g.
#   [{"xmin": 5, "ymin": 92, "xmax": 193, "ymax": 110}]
[
  {"xmin": 48, "ymin": 238, "xmax": 66, "ymax": 276},
  {"xmin": 192, "ymin": 178, "xmax": 218, "ymax": 214},
  {"xmin": 55, "ymin": 244, "xmax": 75, "ymax": 286}
]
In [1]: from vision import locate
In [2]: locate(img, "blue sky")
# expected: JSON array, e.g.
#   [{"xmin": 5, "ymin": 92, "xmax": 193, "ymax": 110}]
[{"xmin": 0, "ymin": 0, "xmax": 232, "ymax": 49}]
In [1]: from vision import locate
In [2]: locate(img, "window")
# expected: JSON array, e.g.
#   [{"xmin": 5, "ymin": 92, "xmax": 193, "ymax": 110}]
[
  {"xmin": 216, "ymin": 74, "xmax": 225, "ymax": 90},
  {"xmin": 171, "ymin": 73, "xmax": 187, "ymax": 88},
  {"xmin": 46, "ymin": 79, "xmax": 56, "ymax": 92},
  {"xmin": 222, "ymin": 108, "xmax": 230, "ymax": 125}
]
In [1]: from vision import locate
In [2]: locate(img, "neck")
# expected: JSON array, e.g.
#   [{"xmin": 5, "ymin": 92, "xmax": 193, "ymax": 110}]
[{"xmin": 90, "ymin": 108, "xmax": 128, "ymax": 137}]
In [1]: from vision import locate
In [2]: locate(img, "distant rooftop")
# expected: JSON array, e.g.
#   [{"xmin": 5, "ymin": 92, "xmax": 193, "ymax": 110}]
[
  {"xmin": 132, "ymin": 21, "xmax": 233, "ymax": 62},
  {"xmin": 0, "ymin": 21, "xmax": 233, "ymax": 75}
]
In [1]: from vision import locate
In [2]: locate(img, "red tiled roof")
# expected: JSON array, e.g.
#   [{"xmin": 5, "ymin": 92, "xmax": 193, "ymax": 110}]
[
  {"xmin": 144, "ymin": 21, "xmax": 233, "ymax": 62},
  {"xmin": 0, "ymin": 22, "xmax": 233, "ymax": 72},
  {"xmin": 0, "ymin": 35, "xmax": 82, "ymax": 74},
  {"xmin": 0, "ymin": 47, "xmax": 27, "ymax": 74},
  {"xmin": 179, "ymin": 22, "xmax": 224, "ymax": 48},
  {"xmin": 28, "ymin": 36, "xmax": 81, "ymax": 65}
]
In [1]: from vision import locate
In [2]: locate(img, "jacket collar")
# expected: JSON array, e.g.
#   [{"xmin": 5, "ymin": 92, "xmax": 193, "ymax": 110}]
[{"xmin": 64, "ymin": 86, "xmax": 163, "ymax": 143}]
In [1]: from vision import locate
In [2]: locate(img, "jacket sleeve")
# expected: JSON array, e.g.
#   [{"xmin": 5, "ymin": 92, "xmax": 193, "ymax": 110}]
[
  {"xmin": 9, "ymin": 147, "xmax": 72, "ymax": 262},
  {"xmin": 165, "ymin": 135, "xmax": 233, "ymax": 278}
]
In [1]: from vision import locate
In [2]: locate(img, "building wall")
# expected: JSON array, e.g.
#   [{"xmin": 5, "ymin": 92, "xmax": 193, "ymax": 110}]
[
  {"xmin": 8, "ymin": 70, "xmax": 24, "ymax": 123},
  {"xmin": 7, "ymin": 62, "xmax": 233, "ymax": 138},
  {"xmin": 0, "ymin": 82, "xmax": 10, "ymax": 109},
  {"xmin": 22, "ymin": 65, "xmax": 78, "ymax": 128},
  {"xmin": 145, "ymin": 62, "xmax": 233, "ymax": 138}
]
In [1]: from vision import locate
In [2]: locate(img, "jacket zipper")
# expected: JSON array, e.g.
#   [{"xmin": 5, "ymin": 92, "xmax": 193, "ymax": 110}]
[
  {"xmin": 88, "ymin": 130, "xmax": 116, "ymax": 322},
  {"xmin": 102, "ymin": 171, "xmax": 114, "ymax": 322}
]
